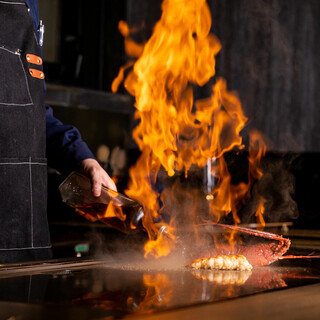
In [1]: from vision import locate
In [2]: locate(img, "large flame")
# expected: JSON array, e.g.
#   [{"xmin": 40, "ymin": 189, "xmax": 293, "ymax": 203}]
[{"xmin": 113, "ymin": 0, "xmax": 266, "ymax": 257}]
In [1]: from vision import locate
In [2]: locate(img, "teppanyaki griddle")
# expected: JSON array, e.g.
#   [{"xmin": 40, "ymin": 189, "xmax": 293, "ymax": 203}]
[{"xmin": 0, "ymin": 246, "xmax": 319, "ymax": 320}]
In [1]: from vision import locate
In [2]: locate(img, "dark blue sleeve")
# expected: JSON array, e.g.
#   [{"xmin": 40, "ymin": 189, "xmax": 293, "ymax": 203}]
[
  {"xmin": 25, "ymin": 0, "xmax": 39, "ymax": 31},
  {"xmin": 26, "ymin": 0, "xmax": 96, "ymax": 174},
  {"xmin": 46, "ymin": 105, "xmax": 95, "ymax": 175}
]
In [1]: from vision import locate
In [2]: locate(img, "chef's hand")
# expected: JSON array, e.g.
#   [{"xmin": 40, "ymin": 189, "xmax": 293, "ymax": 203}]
[{"xmin": 79, "ymin": 158, "xmax": 117, "ymax": 197}]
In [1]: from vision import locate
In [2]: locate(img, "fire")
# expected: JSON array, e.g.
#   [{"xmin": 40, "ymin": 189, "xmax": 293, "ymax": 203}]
[
  {"xmin": 248, "ymin": 129, "xmax": 267, "ymax": 227},
  {"xmin": 248, "ymin": 129, "xmax": 267, "ymax": 180},
  {"xmin": 140, "ymin": 273, "xmax": 173, "ymax": 310},
  {"xmin": 143, "ymin": 224, "xmax": 176, "ymax": 257},
  {"xmin": 113, "ymin": 0, "xmax": 267, "ymax": 257},
  {"xmin": 255, "ymin": 196, "xmax": 266, "ymax": 228},
  {"xmin": 75, "ymin": 202, "xmax": 126, "ymax": 222},
  {"xmin": 102, "ymin": 201, "xmax": 126, "ymax": 221}
]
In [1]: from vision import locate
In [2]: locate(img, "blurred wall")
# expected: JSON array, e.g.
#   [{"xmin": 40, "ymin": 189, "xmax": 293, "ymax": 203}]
[
  {"xmin": 210, "ymin": 0, "xmax": 320, "ymax": 152},
  {"xmin": 39, "ymin": 0, "xmax": 126, "ymax": 91}
]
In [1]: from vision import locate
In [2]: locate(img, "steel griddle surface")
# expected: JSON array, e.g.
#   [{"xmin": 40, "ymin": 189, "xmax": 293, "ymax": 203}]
[{"xmin": 0, "ymin": 252, "xmax": 320, "ymax": 318}]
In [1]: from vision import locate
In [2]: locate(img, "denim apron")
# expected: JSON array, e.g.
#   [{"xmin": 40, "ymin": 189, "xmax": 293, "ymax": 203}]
[{"xmin": 0, "ymin": 0, "xmax": 51, "ymax": 262}]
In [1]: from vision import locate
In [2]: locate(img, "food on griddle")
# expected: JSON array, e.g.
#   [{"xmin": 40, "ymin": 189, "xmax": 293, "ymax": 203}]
[
  {"xmin": 190, "ymin": 269, "xmax": 252, "ymax": 285},
  {"xmin": 187, "ymin": 254, "xmax": 253, "ymax": 271},
  {"xmin": 201, "ymin": 222, "xmax": 291, "ymax": 266}
]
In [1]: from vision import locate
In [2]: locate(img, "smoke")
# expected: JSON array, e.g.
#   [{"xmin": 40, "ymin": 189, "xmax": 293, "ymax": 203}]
[
  {"xmin": 88, "ymin": 154, "xmax": 298, "ymax": 266},
  {"xmin": 91, "ymin": 229, "xmax": 191, "ymax": 270},
  {"xmin": 95, "ymin": 246, "xmax": 190, "ymax": 271},
  {"xmin": 236, "ymin": 0, "xmax": 292, "ymax": 85},
  {"xmin": 240, "ymin": 153, "xmax": 299, "ymax": 224}
]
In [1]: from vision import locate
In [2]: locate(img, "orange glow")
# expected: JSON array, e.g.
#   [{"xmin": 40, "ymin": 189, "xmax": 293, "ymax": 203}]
[
  {"xmin": 255, "ymin": 196, "xmax": 266, "ymax": 228},
  {"xmin": 248, "ymin": 130, "xmax": 267, "ymax": 228},
  {"xmin": 118, "ymin": 20, "xmax": 145, "ymax": 58},
  {"xmin": 75, "ymin": 202, "xmax": 126, "ymax": 222},
  {"xmin": 111, "ymin": 61, "xmax": 134, "ymax": 94},
  {"xmin": 209, "ymin": 129, "xmax": 267, "ymax": 228},
  {"xmin": 143, "ymin": 223, "xmax": 176, "ymax": 258},
  {"xmin": 114, "ymin": 0, "xmax": 267, "ymax": 257},
  {"xmin": 101, "ymin": 201, "xmax": 126, "ymax": 221},
  {"xmin": 140, "ymin": 273, "xmax": 173, "ymax": 310},
  {"xmin": 248, "ymin": 129, "xmax": 267, "ymax": 181}
]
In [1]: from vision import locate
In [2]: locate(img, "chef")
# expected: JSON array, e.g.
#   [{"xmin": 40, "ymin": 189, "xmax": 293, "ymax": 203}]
[{"xmin": 0, "ymin": 0, "xmax": 116, "ymax": 263}]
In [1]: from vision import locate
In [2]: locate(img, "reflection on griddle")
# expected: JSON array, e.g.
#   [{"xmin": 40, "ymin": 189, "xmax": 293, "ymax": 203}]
[
  {"xmin": 71, "ymin": 264, "xmax": 320, "ymax": 315},
  {"xmin": 190, "ymin": 269, "xmax": 252, "ymax": 285},
  {"xmin": 0, "ymin": 256, "xmax": 319, "ymax": 317}
]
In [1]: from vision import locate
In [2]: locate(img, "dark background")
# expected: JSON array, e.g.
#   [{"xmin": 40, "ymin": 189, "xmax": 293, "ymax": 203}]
[{"xmin": 37, "ymin": 0, "xmax": 320, "ymax": 257}]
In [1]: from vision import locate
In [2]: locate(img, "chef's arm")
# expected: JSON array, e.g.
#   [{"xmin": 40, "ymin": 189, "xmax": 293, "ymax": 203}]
[
  {"xmin": 25, "ymin": 1, "xmax": 115, "ymax": 196},
  {"xmin": 46, "ymin": 105, "xmax": 117, "ymax": 195}
]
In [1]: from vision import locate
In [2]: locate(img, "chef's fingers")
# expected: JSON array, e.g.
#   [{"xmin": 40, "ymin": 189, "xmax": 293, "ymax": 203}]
[
  {"xmin": 91, "ymin": 173, "xmax": 103, "ymax": 197},
  {"xmin": 92, "ymin": 171, "xmax": 117, "ymax": 196},
  {"xmin": 101, "ymin": 173, "xmax": 117, "ymax": 192},
  {"xmin": 79, "ymin": 158, "xmax": 117, "ymax": 197}
]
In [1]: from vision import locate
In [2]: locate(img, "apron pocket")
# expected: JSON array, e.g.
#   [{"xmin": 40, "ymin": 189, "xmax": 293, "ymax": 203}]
[
  {"xmin": 30, "ymin": 158, "xmax": 51, "ymax": 247},
  {"xmin": 0, "ymin": 158, "xmax": 49, "ymax": 249},
  {"xmin": 0, "ymin": 46, "xmax": 33, "ymax": 106}
]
